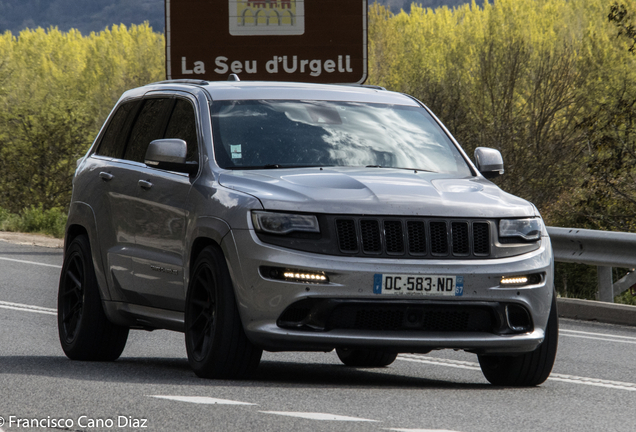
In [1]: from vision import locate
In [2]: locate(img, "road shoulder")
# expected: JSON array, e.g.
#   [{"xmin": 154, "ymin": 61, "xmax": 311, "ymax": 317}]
[{"xmin": 0, "ymin": 231, "xmax": 63, "ymax": 248}]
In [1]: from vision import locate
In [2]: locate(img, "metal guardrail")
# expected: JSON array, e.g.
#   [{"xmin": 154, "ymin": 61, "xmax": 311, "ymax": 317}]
[{"xmin": 547, "ymin": 227, "xmax": 636, "ymax": 303}]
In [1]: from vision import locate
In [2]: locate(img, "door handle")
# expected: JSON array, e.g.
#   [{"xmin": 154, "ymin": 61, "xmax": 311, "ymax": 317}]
[
  {"xmin": 138, "ymin": 179, "xmax": 153, "ymax": 190},
  {"xmin": 99, "ymin": 172, "xmax": 113, "ymax": 181}
]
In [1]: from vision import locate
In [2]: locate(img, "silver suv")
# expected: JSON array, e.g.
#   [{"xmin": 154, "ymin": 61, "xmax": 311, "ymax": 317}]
[{"xmin": 58, "ymin": 79, "xmax": 557, "ymax": 386}]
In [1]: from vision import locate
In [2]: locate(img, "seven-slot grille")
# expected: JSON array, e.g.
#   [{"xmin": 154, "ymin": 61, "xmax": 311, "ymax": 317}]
[{"xmin": 335, "ymin": 217, "xmax": 491, "ymax": 258}]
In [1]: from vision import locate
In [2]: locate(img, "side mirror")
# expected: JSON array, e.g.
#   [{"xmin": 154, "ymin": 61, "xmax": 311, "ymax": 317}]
[
  {"xmin": 474, "ymin": 147, "xmax": 504, "ymax": 179},
  {"xmin": 145, "ymin": 139, "xmax": 198, "ymax": 175}
]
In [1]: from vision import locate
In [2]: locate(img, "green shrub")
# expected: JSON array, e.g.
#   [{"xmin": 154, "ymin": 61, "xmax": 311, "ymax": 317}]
[
  {"xmin": 0, "ymin": 207, "xmax": 19, "ymax": 232},
  {"xmin": 0, "ymin": 206, "xmax": 66, "ymax": 238},
  {"xmin": 16, "ymin": 206, "xmax": 67, "ymax": 238},
  {"xmin": 615, "ymin": 290, "xmax": 636, "ymax": 305},
  {"xmin": 555, "ymin": 262, "xmax": 599, "ymax": 300}
]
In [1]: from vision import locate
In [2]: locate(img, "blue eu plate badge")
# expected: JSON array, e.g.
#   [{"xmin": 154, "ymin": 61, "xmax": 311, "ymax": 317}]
[{"xmin": 455, "ymin": 276, "xmax": 464, "ymax": 296}]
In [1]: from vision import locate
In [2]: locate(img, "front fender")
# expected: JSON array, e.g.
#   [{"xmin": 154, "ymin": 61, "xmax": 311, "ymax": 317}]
[{"xmin": 65, "ymin": 201, "xmax": 111, "ymax": 302}]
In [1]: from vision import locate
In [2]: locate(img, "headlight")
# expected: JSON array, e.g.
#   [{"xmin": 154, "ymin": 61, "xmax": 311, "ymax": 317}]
[
  {"xmin": 499, "ymin": 218, "xmax": 543, "ymax": 241},
  {"xmin": 252, "ymin": 211, "xmax": 320, "ymax": 235}
]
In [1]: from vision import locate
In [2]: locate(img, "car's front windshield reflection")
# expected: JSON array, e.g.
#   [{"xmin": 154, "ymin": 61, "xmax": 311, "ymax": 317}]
[{"xmin": 211, "ymin": 100, "xmax": 471, "ymax": 176}]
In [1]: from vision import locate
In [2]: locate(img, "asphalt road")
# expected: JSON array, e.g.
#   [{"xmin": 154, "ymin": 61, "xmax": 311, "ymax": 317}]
[{"xmin": 1, "ymin": 240, "xmax": 635, "ymax": 432}]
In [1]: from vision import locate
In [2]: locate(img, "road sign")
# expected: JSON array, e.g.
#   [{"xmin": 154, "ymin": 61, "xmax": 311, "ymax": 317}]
[{"xmin": 166, "ymin": 0, "xmax": 367, "ymax": 83}]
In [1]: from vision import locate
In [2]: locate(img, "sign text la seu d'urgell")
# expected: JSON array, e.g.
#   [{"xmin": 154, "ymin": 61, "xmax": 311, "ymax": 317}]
[{"xmin": 181, "ymin": 54, "xmax": 355, "ymax": 78}]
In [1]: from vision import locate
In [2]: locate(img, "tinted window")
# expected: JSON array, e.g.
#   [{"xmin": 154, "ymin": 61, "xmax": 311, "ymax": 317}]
[
  {"xmin": 211, "ymin": 100, "xmax": 471, "ymax": 176},
  {"xmin": 124, "ymin": 98, "xmax": 172, "ymax": 163},
  {"xmin": 96, "ymin": 100, "xmax": 140, "ymax": 158},
  {"xmin": 165, "ymin": 99, "xmax": 199, "ymax": 162}
]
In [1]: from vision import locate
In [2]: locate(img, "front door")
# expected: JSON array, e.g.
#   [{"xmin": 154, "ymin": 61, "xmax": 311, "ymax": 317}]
[{"xmin": 128, "ymin": 95, "xmax": 201, "ymax": 311}]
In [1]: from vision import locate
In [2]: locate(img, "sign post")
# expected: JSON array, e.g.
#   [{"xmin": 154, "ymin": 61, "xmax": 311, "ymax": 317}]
[{"xmin": 166, "ymin": 0, "xmax": 367, "ymax": 84}]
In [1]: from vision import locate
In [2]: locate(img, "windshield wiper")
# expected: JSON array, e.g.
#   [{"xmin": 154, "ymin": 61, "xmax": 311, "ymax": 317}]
[
  {"xmin": 364, "ymin": 165, "xmax": 437, "ymax": 173},
  {"xmin": 228, "ymin": 164, "xmax": 333, "ymax": 170}
]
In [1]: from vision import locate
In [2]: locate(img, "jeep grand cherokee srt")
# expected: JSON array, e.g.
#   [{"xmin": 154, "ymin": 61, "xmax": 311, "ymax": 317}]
[{"xmin": 58, "ymin": 79, "xmax": 557, "ymax": 386}]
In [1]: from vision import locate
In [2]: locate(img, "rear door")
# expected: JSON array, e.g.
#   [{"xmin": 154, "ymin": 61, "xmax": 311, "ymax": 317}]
[{"xmin": 83, "ymin": 98, "xmax": 141, "ymax": 301}]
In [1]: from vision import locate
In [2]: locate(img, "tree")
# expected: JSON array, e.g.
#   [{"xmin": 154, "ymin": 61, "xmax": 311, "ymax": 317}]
[
  {"xmin": 609, "ymin": 2, "xmax": 636, "ymax": 53},
  {"xmin": 0, "ymin": 24, "xmax": 164, "ymax": 213}
]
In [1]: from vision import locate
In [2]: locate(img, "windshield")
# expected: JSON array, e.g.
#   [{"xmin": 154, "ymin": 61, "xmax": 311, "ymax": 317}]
[{"xmin": 211, "ymin": 100, "xmax": 472, "ymax": 175}]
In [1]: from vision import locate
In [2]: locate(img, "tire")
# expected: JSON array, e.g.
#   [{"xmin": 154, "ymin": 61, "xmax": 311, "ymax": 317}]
[
  {"xmin": 57, "ymin": 235, "xmax": 129, "ymax": 361},
  {"xmin": 478, "ymin": 292, "xmax": 558, "ymax": 386},
  {"xmin": 185, "ymin": 245, "xmax": 262, "ymax": 379},
  {"xmin": 336, "ymin": 348, "xmax": 398, "ymax": 367}
]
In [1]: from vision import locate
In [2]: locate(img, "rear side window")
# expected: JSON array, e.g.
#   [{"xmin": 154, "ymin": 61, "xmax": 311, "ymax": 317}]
[
  {"xmin": 96, "ymin": 100, "xmax": 140, "ymax": 158},
  {"xmin": 124, "ymin": 98, "xmax": 172, "ymax": 163},
  {"xmin": 165, "ymin": 99, "xmax": 199, "ymax": 162}
]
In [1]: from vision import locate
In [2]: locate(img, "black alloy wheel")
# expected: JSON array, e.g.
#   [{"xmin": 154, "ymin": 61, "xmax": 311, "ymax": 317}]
[
  {"xmin": 187, "ymin": 263, "xmax": 217, "ymax": 362},
  {"xmin": 57, "ymin": 235, "xmax": 129, "ymax": 361},
  {"xmin": 185, "ymin": 245, "xmax": 262, "ymax": 379},
  {"xmin": 478, "ymin": 291, "xmax": 559, "ymax": 387},
  {"xmin": 59, "ymin": 246, "xmax": 85, "ymax": 344}
]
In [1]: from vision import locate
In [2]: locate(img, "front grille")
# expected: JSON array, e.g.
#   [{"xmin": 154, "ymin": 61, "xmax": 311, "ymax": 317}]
[
  {"xmin": 360, "ymin": 220, "xmax": 381, "ymax": 253},
  {"xmin": 336, "ymin": 219, "xmax": 358, "ymax": 253},
  {"xmin": 334, "ymin": 217, "xmax": 491, "ymax": 258},
  {"xmin": 407, "ymin": 221, "xmax": 426, "ymax": 255},
  {"xmin": 452, "ymin": 222, "xmax": 470, "ymax": 255},
  {"xmin": 384, "ymin": 220, "xmax": 404, "ymax": 254},
  {"xmin": 430, "ymin": 222, "xmax": 449, "ymax": 255},
  {"xmin": 473, "ymin": 222, "xmax": 490, "ymax": 256}
]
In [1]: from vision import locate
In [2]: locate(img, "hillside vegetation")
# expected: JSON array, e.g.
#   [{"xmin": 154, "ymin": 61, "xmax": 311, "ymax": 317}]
[
  {"xmin": 0, "ymin": 0, "xmax": 165, "ymax": 34},
  {"xmin": 370, "ymin": 0, "xmax": 636, "ymax": 233},
  {"xmin": 0, "ymin": 23, "xmax": 164, "ymax": 213},
  {"xmin": 0, "ymin": 0, "xmax": 472, "ymax": 34},
  {"xmin": 0, "ymin": 0, "xmax": 635, "ymax": 300}
]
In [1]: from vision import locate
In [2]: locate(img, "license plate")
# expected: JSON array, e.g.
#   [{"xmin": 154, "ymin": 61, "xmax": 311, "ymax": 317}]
[{"xmin": 373, "ymin": 274, "xmax": 464, "ymax": 296}]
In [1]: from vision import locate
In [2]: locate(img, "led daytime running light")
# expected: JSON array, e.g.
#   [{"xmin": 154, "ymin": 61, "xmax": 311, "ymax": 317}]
[
  {"xmin": 501, "ymin": 276, "xmax": 529, "ymax": 285},
  {"xmin": 283, "ymin": 272, "xmax": 327, "ymax": 281}
]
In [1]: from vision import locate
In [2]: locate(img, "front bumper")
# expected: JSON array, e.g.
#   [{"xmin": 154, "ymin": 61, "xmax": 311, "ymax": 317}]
[{"xmin": 223, "ymin": 229, "xmax": 554, "ymax": 355}]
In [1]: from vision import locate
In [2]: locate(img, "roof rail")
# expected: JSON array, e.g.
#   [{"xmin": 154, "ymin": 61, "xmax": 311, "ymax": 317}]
[
  {"xmin": 151, "ymin": 79, "xmax": 209, "ymax": 86},
  {"xmin": 338, "ymin": 83, "xmax": 387, "ymax": 91},
  {"xmin": 363, "ymin": 85, "xmax": 386, "ymax": 90}
]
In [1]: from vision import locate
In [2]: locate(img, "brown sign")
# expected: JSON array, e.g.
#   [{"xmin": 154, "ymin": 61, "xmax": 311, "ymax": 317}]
[{"xmin": 165, "ymin": 0, "xmax": 367, "ymax": 83}]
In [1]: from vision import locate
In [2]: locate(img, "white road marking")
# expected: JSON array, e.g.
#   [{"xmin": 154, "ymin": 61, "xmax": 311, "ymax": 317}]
[
  {"xmin": 386, "ymin": 429, "xmax": 462, "ymax": 432},
  {"xmin": 560, "ymin": 333, "xmax": 636, "ymax": 345},
  {"xmin": 397, "ymin": 355, "xmax": 636, "ymax": 391},
  {"xmin": 398, "ymin": 355, "xmax": 480, "ymax": 371},
  {"xmin": 550, "ymin": 374, "xmax": 636, "ymax": 392},
  {"xmin": 0, "ymin": 256, "xmax": 61, "ymax": 269},
  {"xmin": 561, "ymin": 329, "xmax": 636, "ymax": 341},
  {"xmin": 260, "ymin": 411, "xmax": 378, "ymax": 422},
  {"xmin": 150, "ymin": 395, "xmax": 256, "ymax": 405},
  {"xmin": 0, "ymin": 301, "xmax": 57, "ymax": 315},
  {"xmin": 561, "ymin": 329, "xmax": 636, "ymax": 345}
]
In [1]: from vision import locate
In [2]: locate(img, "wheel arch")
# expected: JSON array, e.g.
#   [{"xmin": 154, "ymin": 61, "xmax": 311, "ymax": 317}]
[
  {"xmin": 65, "ymin": 202, "xmax": 111, "ymax": 301},
  {"xmin": 186, "ymin": 217, "xmax": 254, "ymax": 328},
  {"xmin": 186, "ymin": 216, "xmax": 232, "ymax": 289}
]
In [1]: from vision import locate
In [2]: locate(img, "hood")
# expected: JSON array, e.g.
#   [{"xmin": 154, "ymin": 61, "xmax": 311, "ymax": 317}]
[{"xmin": 218, "ymin": 167, "xmax": 538, "ymax": 218}]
